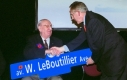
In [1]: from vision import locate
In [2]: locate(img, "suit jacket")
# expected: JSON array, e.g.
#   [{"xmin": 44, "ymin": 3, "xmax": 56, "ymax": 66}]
[
  {"xmin": 24, "ymin": 34, "xmax": 63, "ymax": 60},
  {"xmin": 66, "ymin": 11, "xmax": 127, "ymax": 76}
]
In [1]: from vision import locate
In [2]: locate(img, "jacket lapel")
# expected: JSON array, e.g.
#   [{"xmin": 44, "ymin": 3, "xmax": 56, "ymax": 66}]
[
  {"xmin": 49, "ymin": 37, "xmax": 54, "ymax": 48},
  {"xmin": 37, "ymin": 34, "xmax": 44, "ymax": 47}
]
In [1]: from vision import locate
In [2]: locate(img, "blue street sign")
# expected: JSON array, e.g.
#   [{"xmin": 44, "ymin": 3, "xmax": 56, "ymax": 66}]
[{"xmin": 10, "ymin": 48, "xmax": 92, "ymax": 80}]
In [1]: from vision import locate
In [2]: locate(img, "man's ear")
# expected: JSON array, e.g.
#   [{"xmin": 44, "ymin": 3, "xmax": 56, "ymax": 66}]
[{"xmin": 37, "ymin": 26, "xmax": 41, "ymax": 32}]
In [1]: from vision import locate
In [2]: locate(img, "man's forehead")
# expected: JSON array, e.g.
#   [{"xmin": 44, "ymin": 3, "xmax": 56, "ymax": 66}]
[
  {"xmin": 70, "ymin": 11, "xmax": 74, "ymax": 15},
  {"xmin": 70, "ymin": 9, "xmax": 77, "ymax": 14},
  {"xmin": 70, "ymin": 9, "xmax": 74, "ymax": 13},
  {"xmin": 41, "ymin": 20, "xmax": 51, "ymax": 24}
]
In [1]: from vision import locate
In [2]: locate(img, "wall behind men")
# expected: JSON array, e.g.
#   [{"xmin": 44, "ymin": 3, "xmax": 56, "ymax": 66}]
[{"xmin": 37, "ymin": 0, "xmax": 127, "ymax": 29}]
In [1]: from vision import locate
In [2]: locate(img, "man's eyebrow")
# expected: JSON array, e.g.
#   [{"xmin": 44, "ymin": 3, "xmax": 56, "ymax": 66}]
[
  {"xmin": 70, "ymin": 13, "xmax": 73, "ymax": 15},
  {"xmin": 43, "ymin": 24, "xmax": 52, "ymax": 26}
]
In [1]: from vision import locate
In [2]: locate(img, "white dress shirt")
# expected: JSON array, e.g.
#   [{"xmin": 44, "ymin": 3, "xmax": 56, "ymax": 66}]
[{"xmin": 41, "ymin": 37, "xmax": 50, "ymax": 49}]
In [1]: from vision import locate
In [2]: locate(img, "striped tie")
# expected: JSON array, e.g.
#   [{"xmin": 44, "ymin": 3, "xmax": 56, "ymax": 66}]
[{"xmin": 44, "ymin": 40, "xmax": 48, "ymax": 49}]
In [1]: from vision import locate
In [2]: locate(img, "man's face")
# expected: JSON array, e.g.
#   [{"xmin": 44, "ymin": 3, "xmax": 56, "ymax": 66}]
[
  {"xmin": 38, "ymin": 20, "xmax": 52, "ymax": 38},
  {"xmin": 70, "ymin": 9, "xmax": 82, "ymax": 24}
]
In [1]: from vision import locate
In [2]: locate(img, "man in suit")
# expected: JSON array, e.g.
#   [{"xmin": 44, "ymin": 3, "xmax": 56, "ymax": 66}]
[
  {"xmin": 50, "ymin": 1, "xmax": 127, "ymax": 80},
  {"xmin": 22, "ymin": 19, "xmax": 63, "ymax": 80}
]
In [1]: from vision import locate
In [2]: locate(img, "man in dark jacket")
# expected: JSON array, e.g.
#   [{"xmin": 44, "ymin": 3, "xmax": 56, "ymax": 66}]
[
  {"xmin": 50, "ymin": 1, "xmax": 127, "ymax": 80},
  {"xmin": 22, "ymin": 19, "xmax": 63, "ymax": 80}
]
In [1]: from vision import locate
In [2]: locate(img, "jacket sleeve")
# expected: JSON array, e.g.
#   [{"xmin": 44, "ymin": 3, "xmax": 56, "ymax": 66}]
[
  {"xmin": 24, "ymin": 38, "xmax": 46, "ymax": 60},
  {"xmin": 66, "ymin": 27, "xmax": 86, "ymax": 51},
  {"xmin": 88, "ymin": 19, "xmax": 105, "ymax": 63}
]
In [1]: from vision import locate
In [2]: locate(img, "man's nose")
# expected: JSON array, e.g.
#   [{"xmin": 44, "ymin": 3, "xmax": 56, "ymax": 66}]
[{"xmin": 48, "ymin": 26, "xmax": 52, "ymax": 30}]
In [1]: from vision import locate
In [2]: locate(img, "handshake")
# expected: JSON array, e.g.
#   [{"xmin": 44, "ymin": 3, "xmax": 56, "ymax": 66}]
[
  {"xmin": 45, "ymin": 46, "xmax": 65, "ymax": 57},
  {"xmin": 45, "ymin": 46, "xmax": 94, "ymax": 65}
]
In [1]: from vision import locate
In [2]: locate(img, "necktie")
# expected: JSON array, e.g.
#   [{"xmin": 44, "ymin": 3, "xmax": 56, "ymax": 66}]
[
  {"xmin": 84, "ymin": 25, "xmax": 86, "ymax": 32},
  {"xmin": 44, "ymin": 40, "xmax": 48, "ymax": 49}
]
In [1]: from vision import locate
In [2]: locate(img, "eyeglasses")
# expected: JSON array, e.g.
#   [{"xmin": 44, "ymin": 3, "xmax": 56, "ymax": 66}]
[{"xmin": 42, "ymin": 25, "xmax": 52, "ymax": 27}]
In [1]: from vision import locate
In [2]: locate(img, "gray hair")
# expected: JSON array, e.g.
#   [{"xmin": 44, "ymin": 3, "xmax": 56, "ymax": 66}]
[
  {"xmin": 69, "ymin": 1, "xmax": 88, "ymax": 12},
  {"xmin": 37, "ymin": 19, "xmax": 50, "ymax": 27}
]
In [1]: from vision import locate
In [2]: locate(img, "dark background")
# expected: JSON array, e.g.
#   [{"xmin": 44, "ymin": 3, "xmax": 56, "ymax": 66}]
[{"xmin": 0, "ymin": 0, "xmax": 127, "ymax": 80}]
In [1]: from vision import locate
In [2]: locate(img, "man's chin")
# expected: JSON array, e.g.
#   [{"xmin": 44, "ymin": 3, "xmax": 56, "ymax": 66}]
[
  {"xmin": 77, "ymin": 21, "xmax": 83, "ymax": 24},
  {"xmin": 48, "ymin": 34, "xmax": 52, "ymax": 37}
]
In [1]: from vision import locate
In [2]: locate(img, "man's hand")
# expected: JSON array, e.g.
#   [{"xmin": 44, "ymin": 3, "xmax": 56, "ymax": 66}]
[
  {"xmin": 86, "ymin": 57, "xmax": 94, "ymax": 65},
  {"xmin": 50, "ymin": 46, "xmax": 65, "ymax": 56},
  {"xmin": 45, "ymin": 49, "xmax": 57, "ymax": 56}
]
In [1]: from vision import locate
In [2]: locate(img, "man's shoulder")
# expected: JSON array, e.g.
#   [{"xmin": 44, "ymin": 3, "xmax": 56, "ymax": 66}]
[
  {"xmin": 27, "ymin": 34, "xmax": 40, "ymax": 39},
  {"xmin": 51, "ymin": 36, "xmax": 62, "ymax": 41},
  {"xmin": 50, "ymin": 36, "xmax": 63, "ymax": 45}
]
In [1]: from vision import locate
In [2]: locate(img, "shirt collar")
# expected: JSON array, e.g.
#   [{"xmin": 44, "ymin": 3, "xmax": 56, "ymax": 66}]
[
  {"xmin": 41, "ymin": 37, "xmax": 50, "ymax": 42},
  {"xmin": 41, "ymin": 36, "xmax": 50, "ymax": 48}
]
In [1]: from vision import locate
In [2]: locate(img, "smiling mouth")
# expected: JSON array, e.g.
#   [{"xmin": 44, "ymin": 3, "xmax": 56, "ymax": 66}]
[{"xmin": 47, "ymin": 31, "xmax": 52, "ymax": 33}]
